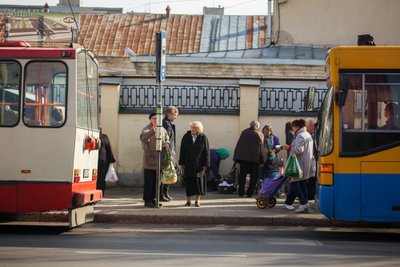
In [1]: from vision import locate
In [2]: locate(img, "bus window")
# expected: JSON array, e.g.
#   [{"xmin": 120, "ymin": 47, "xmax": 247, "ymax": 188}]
[
  {"xmin": 318, "ymin": 85, "xmax": 334, "ymax": 156},
  {"xmin": 23, "ymin": 61, "xmax": 67, "ymax": 127},
  {"xmin": 0, "ymin": 61, "xmax": 20, "ymax": 127},
  {"xmin": 77, "ymin": 52, "xmax": 99, "ymax": 130},
  {"xmin": 341, "ymin": 73, "xmax": 400, "ymax": 155}
]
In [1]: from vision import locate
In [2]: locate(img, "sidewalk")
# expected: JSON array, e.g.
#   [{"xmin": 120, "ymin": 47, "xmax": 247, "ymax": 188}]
[
  {"xmin": 4, "ymin": 186, "xmax": 396, "ymax": 228},
  {"xmin": 93, "ymin": 186, "xmax": 331, "ymax": 227}
]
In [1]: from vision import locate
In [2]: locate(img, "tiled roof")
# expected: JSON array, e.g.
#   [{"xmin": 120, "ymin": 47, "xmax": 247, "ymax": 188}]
[
  {"xmin": 0, "ymin": 13, "xmax": 270, "ymax": 57},
  {"xmin": 79, "ymin": 14, "xmax": 270, "ymax": 57},
  {"xmin": 79, "ymin": 13, "xmax": 204, "ymax": 57}
]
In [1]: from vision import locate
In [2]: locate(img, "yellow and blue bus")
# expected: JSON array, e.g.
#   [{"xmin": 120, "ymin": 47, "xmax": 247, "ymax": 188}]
[{"xmin": 316, "ymin": 46, "xmax": 400, "ymax": 222}]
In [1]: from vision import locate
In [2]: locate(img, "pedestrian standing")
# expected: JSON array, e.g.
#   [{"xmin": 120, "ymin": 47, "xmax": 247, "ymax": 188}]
[
  {"xmin": 161, "ymin": 106, "xmax": 179, "ymax": 202},
  {"xmin": 285, "ymin": 121, "xmax": 294, "ymax": 158},
  {"xmin": 140, "ymin": 112, "xmax": 169, "ymax": 208},
  {"xmin": 262, "ymin": 124, "xmax": 281, "ymax": 155},
  {"xmin": 282, "ymin": 119, "xmax": 314, "ymax": 213},
  {"xmin": 97, "ymin": 128, "xmax": 116, "ymax": 196},
  {"xmin": 305, "ymin": 117, "xmax": 318, "ymax": 200},
  {"xmin": 179, "ymin": 121, "xmax": 209, "ymax": 207},
  {"xmin": 233, "ymin": 120, "xmax": 264, "ymax": 198}
]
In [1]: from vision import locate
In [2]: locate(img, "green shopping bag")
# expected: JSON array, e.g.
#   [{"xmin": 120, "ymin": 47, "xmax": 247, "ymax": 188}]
[{"xmin": 284, "ymin": 154, "xmax": 303, "ymax": 178}]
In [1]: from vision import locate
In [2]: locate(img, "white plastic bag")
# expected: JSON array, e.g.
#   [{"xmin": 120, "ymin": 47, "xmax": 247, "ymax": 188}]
[{"xmin": 105, "ymin": 163, "xmax": 118, "ymax": 182}]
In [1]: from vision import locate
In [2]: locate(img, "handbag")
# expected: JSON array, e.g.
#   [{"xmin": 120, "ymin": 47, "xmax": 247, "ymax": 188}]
[
  {"xmin": 284, "ymin": 154, "xmax": 303, "ymax": 178},
  {"xmin": 105, "ymin": 163, "xmax": 118, "ymax": 182},
  {"xmin": 161, "ymin": 150, "xmax": 178, "ymax": 185}
]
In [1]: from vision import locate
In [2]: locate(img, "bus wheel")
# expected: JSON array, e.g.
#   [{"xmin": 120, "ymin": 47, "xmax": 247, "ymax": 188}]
[
  {"xmin": 256, "ymin": 197, "xmax": 267, "ymax": 209},
  {"xmin": 267, "ymin": 197, "xmax": 277, "ymax": 208}
]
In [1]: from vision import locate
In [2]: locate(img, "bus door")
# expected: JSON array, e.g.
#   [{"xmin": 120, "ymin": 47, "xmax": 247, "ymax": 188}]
[{"xmin": 340, "ymin": 72, "xmax": 400, "ymax": 220}]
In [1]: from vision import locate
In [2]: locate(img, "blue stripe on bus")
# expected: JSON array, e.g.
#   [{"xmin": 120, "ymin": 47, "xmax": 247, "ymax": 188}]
[{"xmin": 319, "ymin": 173, "xmax": 400, "ymax": 222}]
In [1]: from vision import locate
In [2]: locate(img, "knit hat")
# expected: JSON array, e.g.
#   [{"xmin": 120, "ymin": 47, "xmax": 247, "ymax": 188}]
[{"xmin": 216, "ymin": 148, "xmax": 230, "ymax": 159}]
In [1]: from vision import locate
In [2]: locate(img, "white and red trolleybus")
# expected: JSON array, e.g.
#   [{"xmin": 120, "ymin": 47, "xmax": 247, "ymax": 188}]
[{"xmin": 0, "ymin": 41, "xmax": 102, "ymax": 227}]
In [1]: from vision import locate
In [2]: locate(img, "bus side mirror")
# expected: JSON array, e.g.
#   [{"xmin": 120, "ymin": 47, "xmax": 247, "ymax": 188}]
[
  {"xmin": 336, "ymin": 79, "xmax": 349, "ymax": 106},
  {"xmin": 304, "ymin": 86, "xmax": 316, "ymax": 111}
]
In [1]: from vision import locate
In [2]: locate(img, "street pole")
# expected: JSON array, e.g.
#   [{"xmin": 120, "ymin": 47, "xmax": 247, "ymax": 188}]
[{"xmin": 155, "ymin": 31, "xmax": 166, "ymax": 208}]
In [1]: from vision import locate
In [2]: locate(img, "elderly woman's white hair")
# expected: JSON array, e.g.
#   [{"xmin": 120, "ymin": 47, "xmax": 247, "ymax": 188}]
[
  {"xmin": 189, "ymin": 121, "xmax": 204, "ymax": 133},
  {"xmin": 250, "ymin": 120, "xmax": 260, "ymax": 129},
  {"xmin": 305, "ymin": 118, "xmax": 316, "ymax": 126}
]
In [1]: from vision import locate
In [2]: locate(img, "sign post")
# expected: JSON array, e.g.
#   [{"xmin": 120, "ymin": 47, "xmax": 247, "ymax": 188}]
[{"xmin": 155, "ymin": 31, "xmax": 166, "ymax": 208}]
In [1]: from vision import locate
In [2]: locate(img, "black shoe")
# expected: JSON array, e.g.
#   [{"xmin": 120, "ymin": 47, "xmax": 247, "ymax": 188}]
[
  {"xmin": 164, "ymin": 194, "xmax": 173, "ymax": 201},
  {"xmin": 160, "ymin": 196, "xmax": 171, "ymax": 202},
  {"xmin": 144, "ymin": 202, "xmax": 155, "ymax": 208},
  {"xmin": 185, "ymin": 201, "xmax": 191, "ymax": 207},
  {"xmin": 194, "ymin": 202, "xmax": 200, "ymax": 207}
]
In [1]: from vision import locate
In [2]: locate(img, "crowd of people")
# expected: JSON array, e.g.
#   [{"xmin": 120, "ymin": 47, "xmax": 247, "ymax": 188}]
[
  {"xmin": 136, "ymin": 105, "xmax": 318, "ymax": 213},
  {"xmin": 98, "ymin": 105, "xmax": 318, "ymax": 213}
]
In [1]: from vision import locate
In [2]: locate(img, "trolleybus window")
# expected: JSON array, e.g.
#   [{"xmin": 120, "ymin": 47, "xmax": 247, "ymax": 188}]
[
  {"xmin": 77, "ymin": 52, "xmax": 99, "ymax": 130},
  {"xmin": 23, "ymin": 61, "xmax": 67, "ymax": 127},
  {"xmin": 340, "ymin": 73, "xmax": 400, "ymax": 155},
  {"xmin": 0, "ymin": 61, "xmax": 20, "ymax": 127}
]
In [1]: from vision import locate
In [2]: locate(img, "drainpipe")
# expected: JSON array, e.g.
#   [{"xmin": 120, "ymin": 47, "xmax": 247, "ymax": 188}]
[{"xmin": 267, "ymin": 0, "xmax": 272, "ymax": 46}]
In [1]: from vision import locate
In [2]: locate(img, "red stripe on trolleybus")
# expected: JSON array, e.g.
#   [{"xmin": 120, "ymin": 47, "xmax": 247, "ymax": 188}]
[
  {"xmin": 0, "ymin": 183, "xmax": 17, "ymax": 212},
  {"xmin": 0, "ymin": 181, "xmax": 102, "ymax": 213},
  {"xmin": 17, "ymin": 183, "xmax": 72, "ymax": 213}
]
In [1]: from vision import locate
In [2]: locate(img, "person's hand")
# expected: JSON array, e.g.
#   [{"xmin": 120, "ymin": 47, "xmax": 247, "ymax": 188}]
[
  {"xmin": 281, "ymin": 144, "xmax": 290, "ymax": 150},
  {"xmin": 163, "ymin": 143, "xmax": 170, "ymax": 150}
]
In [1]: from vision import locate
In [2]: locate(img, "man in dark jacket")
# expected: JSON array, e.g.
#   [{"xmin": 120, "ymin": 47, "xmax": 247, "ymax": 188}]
[
  {"xmin": 97, "ymin": 129, "xmax": 116, "ymax": 196},
  {"xmin": 161, "ymin": 106, "xmax": 179, "ymax": 201},
  {"xmin": 233, "ymin": 120, "xmax": 264, "ymax": 197}
]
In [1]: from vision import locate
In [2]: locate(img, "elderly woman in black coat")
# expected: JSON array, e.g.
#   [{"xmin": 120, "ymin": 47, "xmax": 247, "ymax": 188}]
[{"xmin": 179, "ymin": 121, "xmax": 209, "ymax": 207}]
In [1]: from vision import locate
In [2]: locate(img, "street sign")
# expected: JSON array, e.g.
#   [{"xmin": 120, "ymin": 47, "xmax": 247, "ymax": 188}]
[{"xmin": 156, "ymin": 31, "xmax": 166, "ymax": 82}]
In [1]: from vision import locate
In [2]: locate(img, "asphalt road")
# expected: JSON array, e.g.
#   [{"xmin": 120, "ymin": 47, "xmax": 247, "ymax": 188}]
[{"xmin": 0, "ymin": 223, "xmax": 399, "ymax": 267}]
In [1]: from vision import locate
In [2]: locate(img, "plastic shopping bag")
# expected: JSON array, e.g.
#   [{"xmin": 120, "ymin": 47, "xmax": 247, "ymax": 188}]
[
  {"xmin": 284, "ymin": 154, "xmax": 303, "ymax": 178},
  {"xmin": 105, "ymin": 163, "xmax": 118, "ymax": 182},
  {"xmin": 161, "ymin": 164, "xmax": 178, "ymax": 185},
  {"xmin": 161, "ymin": 150, "xmax": 178, "ymax": 185}
]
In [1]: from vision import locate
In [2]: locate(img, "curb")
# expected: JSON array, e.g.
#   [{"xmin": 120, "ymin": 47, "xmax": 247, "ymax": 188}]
[
  {"xmin": 2, "ymin": 212, "xmax": 399, "ymax": 229},
  {"xmin": 93, "ymin": 214, "xmax": 332, "ymax": 227}
]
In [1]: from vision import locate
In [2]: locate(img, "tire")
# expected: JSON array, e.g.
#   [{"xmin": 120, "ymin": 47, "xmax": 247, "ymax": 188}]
[
  {"xmin": 266, "ymin": 197, "xmax": 277, "ymax": 208},
  {"xmin": 256, "ymin": 197, "xmax": 267, "ymax": 209}
]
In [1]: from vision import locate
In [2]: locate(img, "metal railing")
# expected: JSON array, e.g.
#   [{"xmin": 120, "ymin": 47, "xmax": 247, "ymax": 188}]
[
  {"xmin": 119, "ymin": 84, "xmax": 326, "ymax": 115},
  {"xmin": 120, "ymin": 85, "xmax": 240, "ymax": 114},
  {"xmin": 259, "ymin": 87, "xmax": 326, "ymax": 115}
]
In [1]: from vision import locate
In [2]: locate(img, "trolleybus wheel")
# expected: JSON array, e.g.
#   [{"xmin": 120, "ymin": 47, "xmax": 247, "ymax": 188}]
[{"xmin": 256, "ymin": 197, "xmax": 267, "ymax": 209}]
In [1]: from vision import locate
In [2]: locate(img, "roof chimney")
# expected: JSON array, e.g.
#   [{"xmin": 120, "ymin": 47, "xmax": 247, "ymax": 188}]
[
  {"xmin": 43, "ymin": 2, "xmax": 50, "ymax": 13},
  {"xmin": 166, "ymin": 5, "xmax": 171, "ymax": 17},
  {"xmin": 203, "ymin": 6, "xmax": 224, "ymax": 15}
]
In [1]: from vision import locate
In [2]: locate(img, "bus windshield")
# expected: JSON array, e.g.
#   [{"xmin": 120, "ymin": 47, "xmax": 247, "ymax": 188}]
[{"xmin": 318, "ymin": 85, "xmax": 334, "ymax": 156}]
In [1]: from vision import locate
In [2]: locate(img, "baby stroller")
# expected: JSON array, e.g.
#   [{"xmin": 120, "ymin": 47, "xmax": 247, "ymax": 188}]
[
  {"xmin": 218, "ymin": 162, "xmax": 239, "ymax": 194},
  {"xmin": 256, "ymin": 175, "xmax": 287, "ymax": 209}
]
